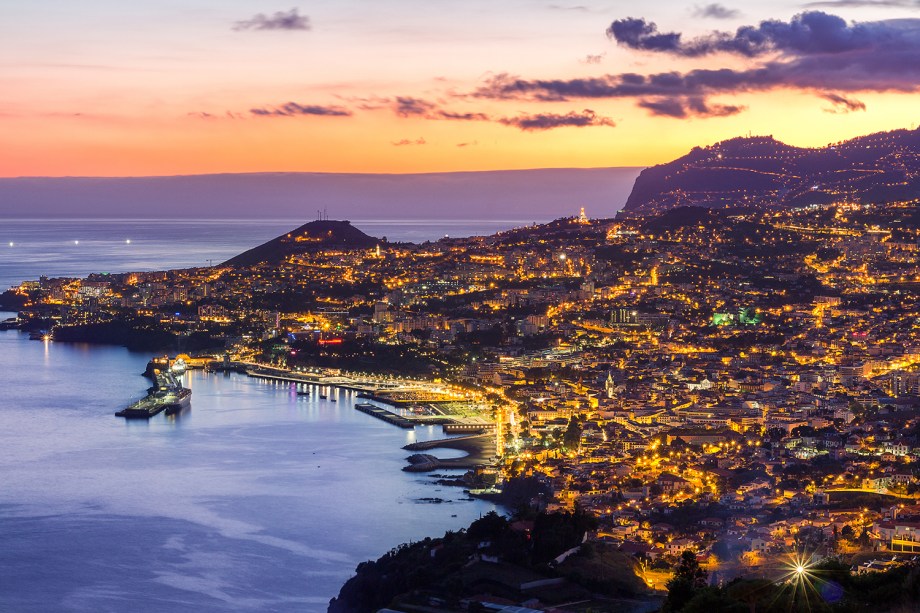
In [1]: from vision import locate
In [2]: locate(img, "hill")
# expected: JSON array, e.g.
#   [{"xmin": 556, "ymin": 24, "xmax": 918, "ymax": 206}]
[
  {"xmin": 223, "ymin": 219, "xmax": 380, "ymax": 266},
  {"xmin": 621, "ymin": 128, "xmax": 920, "ymax": 216}
]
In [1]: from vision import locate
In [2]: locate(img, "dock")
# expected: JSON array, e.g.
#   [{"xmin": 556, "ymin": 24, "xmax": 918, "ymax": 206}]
[{"xmin": 354, "ymin": 403, "xmax": 416, "ymax": 429}]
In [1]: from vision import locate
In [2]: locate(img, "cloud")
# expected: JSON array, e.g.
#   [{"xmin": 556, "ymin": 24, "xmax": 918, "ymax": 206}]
[
  {"xmin": 607, "ymin": 18, "xmax": 683, "ymax": 53},
  {"xmin": 638, "ymin": 96, "xmax": 745, "ymax": 118},
  {"xmin": 474, "ymin": 11, "xmax": 920, "ymax": 119},
  {"xmin": 436, "ymin": 110, "xmax": 490, "ymax": 121},
  {"xmin": 391, "ymin": 138, "xmax": 427, "ymax": 146},
  {"xmin": 607, "ymin": 11, "xmax": 920, "ymax": 58},
  {"xmin": 692, "ymin": 4, "xmax": 741, "ymax": 19},
  {"xmin": 498, "ymin": 109, "xmax": 615, "ymax": 131},
  {"xmin": 234, "ymin": 8, "xmax": 310, "ymax": 32},
  {"xmin": 250, "ymin": 102, "xmax": 351, "ymax": 117},
  {"xmin": 820, "ymin": 92, "xmax": 867, "ymax": 113},
  {"xmin": 582, "ymin": 53, "xmax": 605, "ymax": 64},
  {"xmin": 456, "ymin": 141, "xmax": 479, "ymax": 147},
  {"xmin": 393, "ymin": 97, "xmax": 489, "ymax": 121},
  {"xmin": 394, "ymin": 96, "xmax": 435, "ymax": 117}
]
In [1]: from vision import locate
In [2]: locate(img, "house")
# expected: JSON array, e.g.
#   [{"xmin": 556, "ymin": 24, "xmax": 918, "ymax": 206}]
[{"xmin": 658, "ymin": 473, "xmax": 690, "ymax": 494}]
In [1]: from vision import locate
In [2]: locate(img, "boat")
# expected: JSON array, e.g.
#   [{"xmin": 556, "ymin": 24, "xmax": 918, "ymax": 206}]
[
  {"xmin": 116, "ymin": 370, "xmax": 191, "ymax": 418},
  {"xmin": 319, "ymin": 394, "xmax": 328, "ymax": 399},
  {"xmin": 329, "ymin": 397, "xmax": 337, "ymax": 402},
  {"xmin": 296, "ymin": 390, "xmax": 310, "ymax": 396}
]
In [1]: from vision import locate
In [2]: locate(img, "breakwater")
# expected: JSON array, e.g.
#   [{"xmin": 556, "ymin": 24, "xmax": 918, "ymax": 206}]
[{"xmin": 402, "ymin": 434, "xmax": 496, "ymax": 472}]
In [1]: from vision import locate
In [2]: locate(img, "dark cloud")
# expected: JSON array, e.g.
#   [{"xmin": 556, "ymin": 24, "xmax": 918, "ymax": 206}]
[
  {"xmin": 606, "ymin": 18, "xmax": 683, "ymax": 53},
  {"xmin": 394, "ymin": 97, "xmax": 489, "ymax": 121},
  {"xmin": 394, "ymin": 96, "xmax": 436, "ymax": 117},
  {"xmin": 436, "ymin": 110, "xmax": 490, "ymax": 121},
  {"xmin": 465, "ymin": 11, "xmax": 920, "ymax": 121},
  {"xmin": 692, "ymin": 4, "xmax": 741, "ymax": 19},
  {"xmin": 250, "ymin": 102, "xmax": 351, "ymax": 117},
  {"xmin": 820, "ymin": 92, "xmax": 867, "ymax": 113},
  {"xmin": 234, "ymin": 8, "xmax": 310, "ymax": 32},
  {"xmin": 608, "ymin": 12, "xmax": 920, "ymax": 58},
  {"xmin": 498, "ymin": 109, "xmax": 615, "ymax": 131},
  {"xmin": 638, "ymin": 96, "xmax": 745, "ymax": 118},
  {"xmin": 475, "ymin": 12, "xmax": 920, "ymax": 117},
  {"xmin": 391, "ymin": 138, "xmax": 427, "ymax": 146}
]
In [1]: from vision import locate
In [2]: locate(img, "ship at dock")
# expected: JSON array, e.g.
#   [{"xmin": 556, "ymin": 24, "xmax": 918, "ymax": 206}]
[{"xmin": 116, "ymin": 366, "xmax": 191, "ymax": 419}]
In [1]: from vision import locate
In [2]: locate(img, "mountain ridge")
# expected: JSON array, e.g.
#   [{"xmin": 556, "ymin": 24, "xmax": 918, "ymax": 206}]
[{"xmin": 621, "ymin": 127, "xmax": 920, "ymax": 216}]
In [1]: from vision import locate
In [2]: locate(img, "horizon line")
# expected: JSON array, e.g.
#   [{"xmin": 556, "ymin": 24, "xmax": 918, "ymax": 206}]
[{"xmin": 0, "ymin": 166, "xmax": 645, "ymax": 181}]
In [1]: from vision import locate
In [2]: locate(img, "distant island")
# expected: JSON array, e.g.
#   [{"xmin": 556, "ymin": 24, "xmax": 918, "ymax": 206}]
[{"xmin": 0, "ymin": 167, "xmax": 639, "ymax": 220}]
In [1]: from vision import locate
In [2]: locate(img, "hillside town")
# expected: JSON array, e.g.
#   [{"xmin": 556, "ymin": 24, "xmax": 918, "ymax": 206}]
[{"xmin": 4, "ymin": 197, "xmax": 920, "ymax": 602}]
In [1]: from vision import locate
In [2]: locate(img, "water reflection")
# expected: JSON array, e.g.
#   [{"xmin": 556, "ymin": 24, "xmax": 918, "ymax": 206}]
[{"xmin": 0, "ymin": 331, "xmax": 495, "ymax": 612}]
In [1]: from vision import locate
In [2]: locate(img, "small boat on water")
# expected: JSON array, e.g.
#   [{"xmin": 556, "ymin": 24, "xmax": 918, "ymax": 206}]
[
  {"xmin": 329, "ymin": 397, "xmax": 337, "ymax": 402},
  {"xmin": 319, "ymin": 394, "xmax": 328, "ymax": 399},
  {"xmin": 296, "ymin": 391, "xmax": 310, "ymax": 396}
]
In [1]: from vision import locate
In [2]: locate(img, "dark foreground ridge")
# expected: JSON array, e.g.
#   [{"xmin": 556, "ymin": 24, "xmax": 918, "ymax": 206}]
[
  {"xmin": 623, "ymin": 127, "xmax": 920, "ymax": 216},
  {"xmin": 329, "ymin": 509, "xmax": 920, "ymax": 613},
  {"xmin": 328, "ymin": 510, "xmax": 660, "ymax": 613},
  {"xmin": 223, "ymin": 219, "xmax": 382, "ymax": 267}
]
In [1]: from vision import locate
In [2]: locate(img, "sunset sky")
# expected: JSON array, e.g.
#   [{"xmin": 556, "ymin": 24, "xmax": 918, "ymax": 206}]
[{"xmin": 3, "ymin": 1, "xmax": 920, "ymax": 177}]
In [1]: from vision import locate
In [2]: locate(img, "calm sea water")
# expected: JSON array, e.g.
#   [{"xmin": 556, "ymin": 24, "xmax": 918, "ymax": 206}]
[
  {"xmin": 0, "ymin": 218, "xmax": 533, "ymax": 290},
  {"xmin": 0, "ymin": 323, "xmax": 496, "ymax": 612}
]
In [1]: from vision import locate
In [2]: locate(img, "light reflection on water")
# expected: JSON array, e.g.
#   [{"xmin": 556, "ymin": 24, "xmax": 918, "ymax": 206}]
[{"xmin": 0, "ymin": 328, "xmax": 495, "ymax": 612}]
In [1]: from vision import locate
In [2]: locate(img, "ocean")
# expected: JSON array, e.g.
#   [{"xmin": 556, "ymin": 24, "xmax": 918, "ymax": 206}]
[
  {"xmin": 0, "ymin": 218, "xmax": 535, "ymax": 291},
  {"xmin": 0, "ymin": 218, "xmax": 514, "ymax": 610},
  {"xmin": 0, "ymin": 324, "xmax": 496, "ymax": 612}
]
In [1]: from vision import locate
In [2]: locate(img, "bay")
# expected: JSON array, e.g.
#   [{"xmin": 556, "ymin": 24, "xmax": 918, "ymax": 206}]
[
  {"xmin": 0, "ymin": 323, "xmax": 496, "ymax": 612},
  {"xmin": 0, "ymin": 218, "xmax": 534, "ymax": 291}
]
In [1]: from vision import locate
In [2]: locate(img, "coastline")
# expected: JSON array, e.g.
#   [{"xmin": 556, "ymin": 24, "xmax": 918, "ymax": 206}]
[{"xmin": 0, "ymin": 328, "xmax": 499, "ymax": 611}]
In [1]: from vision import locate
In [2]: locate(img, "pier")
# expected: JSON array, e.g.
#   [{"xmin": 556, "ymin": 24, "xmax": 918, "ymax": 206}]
[
  {"xmin": 442, "ymin": 422, "xmax": 495, "ymax": 434},
  {"xmin": 354, "ymin": 403, "xmax": 416, "ymax": 428}
]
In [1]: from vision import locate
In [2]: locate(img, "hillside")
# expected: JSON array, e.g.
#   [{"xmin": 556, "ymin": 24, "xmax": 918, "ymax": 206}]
[
  {"xmin": 621, "ymin": 128, "xmax": 920, "ymax": 216},
  {"xmin": 223, "ymin": 219, "xmax": 380, "ymax": 266}
]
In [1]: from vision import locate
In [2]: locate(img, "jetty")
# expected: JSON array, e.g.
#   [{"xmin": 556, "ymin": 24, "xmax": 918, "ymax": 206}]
[
  {"xmin": 354, "ymin": 403, "xmax": 415, "ymax": 428},
  {"xmin": 402, "ymin": 434, "xmax": 496, "ymax": 472}
]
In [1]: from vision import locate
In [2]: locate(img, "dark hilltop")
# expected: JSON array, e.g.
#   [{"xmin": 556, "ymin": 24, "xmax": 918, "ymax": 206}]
[
  {"xmin": 223, "ymin": 219, "xmax": 382, "ymax": 267},
  {"xmin": 622, "ymin": 127, "xmax": 920, "ymax": 216}
]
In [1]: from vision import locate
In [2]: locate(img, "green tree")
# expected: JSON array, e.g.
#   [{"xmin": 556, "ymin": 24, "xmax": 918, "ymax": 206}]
[
  {"xmin": 563, "ymin": 416, "xmax": 582, "ymax": 450},
  {"xmin": 663, "ymin": 550, "xmax": 708, "ymax": 612}
]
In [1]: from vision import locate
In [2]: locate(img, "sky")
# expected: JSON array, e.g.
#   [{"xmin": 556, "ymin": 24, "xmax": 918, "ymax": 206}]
[{"xmin": 3, "ymin": 0, "xmax": 920, "ymax": 177}]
